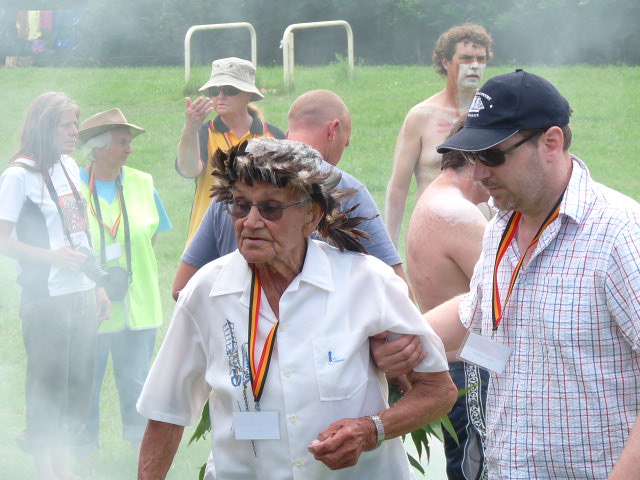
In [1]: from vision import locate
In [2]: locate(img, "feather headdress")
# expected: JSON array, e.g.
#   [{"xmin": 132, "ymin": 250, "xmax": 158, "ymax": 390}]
[{"xmin": 210, "ymin": 137, "xmax": 371, "ymax": 254}]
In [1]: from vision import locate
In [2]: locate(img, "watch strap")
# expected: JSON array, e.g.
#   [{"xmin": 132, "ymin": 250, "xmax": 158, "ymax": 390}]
[{"xmin": 368, "ymin": 414, "xmax": 385, "ymax": 449}]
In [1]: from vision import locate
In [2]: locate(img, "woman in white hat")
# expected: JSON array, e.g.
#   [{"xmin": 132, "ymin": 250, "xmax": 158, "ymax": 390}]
[
  {"xmin": 176, "ymin": 56, "xmax": 285, "ymax": 241},
  {"xmin": 72, "ymin": 108, "xmax": 172, "ymax": 468}
]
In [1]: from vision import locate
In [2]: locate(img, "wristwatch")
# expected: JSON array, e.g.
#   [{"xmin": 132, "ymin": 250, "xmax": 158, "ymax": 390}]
[{"xmin": 368, "ymin": 414, "xmax": 385, "ymax": 449}]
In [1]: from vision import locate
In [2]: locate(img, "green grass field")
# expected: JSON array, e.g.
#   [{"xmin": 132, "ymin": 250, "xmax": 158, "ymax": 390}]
[{"xmin": 0, "ymin": 63, "xmax": 639, "ymax": 479}]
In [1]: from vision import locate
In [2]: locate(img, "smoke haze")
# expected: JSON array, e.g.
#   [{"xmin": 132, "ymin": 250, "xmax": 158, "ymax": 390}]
[
  {"xmin": 1, "ymin": 1, "xmax": 638, "ymax": 478},
  {"xmin": 4, "ymin": 0, "xmax": 638, "ymax": 67}
]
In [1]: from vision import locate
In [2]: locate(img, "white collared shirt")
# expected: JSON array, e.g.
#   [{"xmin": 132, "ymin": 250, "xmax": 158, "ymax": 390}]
[{"xmin": 138, "ymin": 239, "xmax": 448, "ymax": 479}]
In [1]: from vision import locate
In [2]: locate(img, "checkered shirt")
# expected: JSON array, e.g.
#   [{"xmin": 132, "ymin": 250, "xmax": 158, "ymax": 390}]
[{"xmin": 460, "ymin": 156, "xmax": 640, "ymax": 479}]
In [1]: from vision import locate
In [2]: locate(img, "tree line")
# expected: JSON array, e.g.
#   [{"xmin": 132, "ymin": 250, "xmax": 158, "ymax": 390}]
[{"xmin": 9, "ymin": 0, "xmax": 640, "ymax": 67}]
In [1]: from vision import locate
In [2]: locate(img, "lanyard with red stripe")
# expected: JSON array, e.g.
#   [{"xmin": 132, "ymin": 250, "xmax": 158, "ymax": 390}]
[
  {"xmin": 247, "ymin": 267, "xmax": 279, "ymax": 404},
  {"xmin": 222, "ymin": 130, "xmax": 258, "ymax": 150},
  {"xmin": 88, "ymin": 167, "xmax": 122, "ymax": 238},
  {"xmin": 491, "ymin": 195, "xmax": 564, "ymax": 333},
  {"xmin": 221, "ymin": 131, "xmax": 234, "ymax": 150}
]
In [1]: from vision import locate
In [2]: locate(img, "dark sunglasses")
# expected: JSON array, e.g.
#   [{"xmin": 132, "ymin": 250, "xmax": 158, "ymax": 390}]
[
  {"xmin": 224, "ymin": 199, "xmax": 302, "ymax": 221},
  {"xmin": 462, "ymin": 130, "xmax": 544, "ymax": 167},
  {"xmin": 207, "ymin": 85, "xmax": 242, "ymax": 97}
]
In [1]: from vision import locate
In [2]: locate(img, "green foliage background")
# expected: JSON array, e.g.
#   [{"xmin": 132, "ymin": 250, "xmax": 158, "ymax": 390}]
[{"xmin": 7, "ymin": 0, "xmax": 640, "ymax": 66}]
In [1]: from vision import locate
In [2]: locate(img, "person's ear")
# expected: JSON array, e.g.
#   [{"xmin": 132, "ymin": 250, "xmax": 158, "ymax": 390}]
[
  {"xmin": 540, "ymin": 126, "xmax": 564, "ymax": 155},
  {"xmin": 303, "ymin": 202, "xmax": 323, "ymax": 236},
  {"xmin": 92, "ymin": 147, "xmax": 103, "ymax": 161},
  {"xmin": 327, "ymin": 119, "xmax": 340, "ymax": 141},
  {"xmin": 442, "ymin": 57, "xmax": 451, "ymax": 73}
]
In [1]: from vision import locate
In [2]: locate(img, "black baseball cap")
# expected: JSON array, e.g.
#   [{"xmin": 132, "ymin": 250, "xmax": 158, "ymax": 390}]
[{"xmin": 437, "ymin": 69, "xmax": 570, "ymax": 153}]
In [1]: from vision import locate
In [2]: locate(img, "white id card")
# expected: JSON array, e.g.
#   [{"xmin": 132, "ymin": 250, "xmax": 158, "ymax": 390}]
[
  {"xmin": 105, "ymin": 242, "xmax": 123, "ymax": 262},
  {"xmin": 457, "ymin": 331, "xmax": 512, "ymax": 374},
  {"xmin": 233, "ymin": 411, "xmax": 280, "ymax": 440}
]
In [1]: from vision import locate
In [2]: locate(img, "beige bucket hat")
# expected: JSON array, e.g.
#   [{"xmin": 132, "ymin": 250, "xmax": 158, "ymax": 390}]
[
  {"xmin": 79, "ymin": 108, "xmax": 145, "ymax": 144},
  {"xmin": 198, "ymin": 57, "xmax": 263, "ymax": 101}
]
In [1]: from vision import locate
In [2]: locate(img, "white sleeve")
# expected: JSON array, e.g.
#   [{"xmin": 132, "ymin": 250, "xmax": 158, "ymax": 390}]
[
  {"xmin": 0, "ymin": 168, "xmax": 27, "ymax": 223},
  {"xmin": 137, "ymin": 302, "xmax": 211, "ymax": 426}
]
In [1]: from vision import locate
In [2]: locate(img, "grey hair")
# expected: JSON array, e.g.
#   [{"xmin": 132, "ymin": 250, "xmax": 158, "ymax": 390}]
[
  {"xmin": 211, "ymin": 137, "xmax": 372, "ymax": 253},
  {"xmin": 80, "ymin": 130, "xmax": 112, "ymax": 162}
]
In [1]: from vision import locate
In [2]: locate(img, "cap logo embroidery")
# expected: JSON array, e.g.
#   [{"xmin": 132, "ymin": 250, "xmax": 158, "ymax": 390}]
[
  {"xmin": 468, "ymin": 95, "xmax": 485, "ymax": 117},
  {"xmin": 436, "ymin": 70, "xmax": 570, "ymax": 154},
  {"xmin": 468, "ymin": 91, "xmax": 492, "ymax": 118}
]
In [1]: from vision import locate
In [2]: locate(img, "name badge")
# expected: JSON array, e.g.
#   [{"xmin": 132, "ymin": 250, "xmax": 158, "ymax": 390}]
[
  {"xmin": 233, "ymin": 411, "xmax": 280, "ymax": 440},
  {"xmin": 105, "ymin": 242, "xmax": 122, "ymax": 262},
  {"xmin": 457, "ymin": 331, "xmax": 512, "ymax": 374}
]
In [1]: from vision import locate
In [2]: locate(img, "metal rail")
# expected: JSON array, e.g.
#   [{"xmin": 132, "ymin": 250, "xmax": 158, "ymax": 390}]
[
  {"xmin": 281, "ymin": 20, "xmax": 353, "ymax": 89},
  {"xmin": 184, "ymin": 22, "xmax": 257, "ymax": 84}
]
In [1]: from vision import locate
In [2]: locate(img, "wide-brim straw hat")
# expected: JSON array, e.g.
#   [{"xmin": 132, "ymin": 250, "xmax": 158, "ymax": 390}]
[
  {"xmin": 78, "ymin": 108, "xmax": 146, "ymax": 144},
  {"xmin": 198, "ymin": 56, "xmax": 263, "ymax": 102}
]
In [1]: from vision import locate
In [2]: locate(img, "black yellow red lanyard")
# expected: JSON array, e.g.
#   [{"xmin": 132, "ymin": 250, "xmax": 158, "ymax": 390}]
[
  {"xmin": 88, "ymin": 167, "xmax": 122, "ymax": 238},
  {"xmin": 491, "ymin": 195, "xmax": 564, "ymax": 333},
  {"xmin": 221, "ymin": 131, "xmax": 258, "ymax": 150},
  {"xmin": 247, "ymin": 267, "xmax": 279, "ymax": 404},
  {"xmin": 218, "ymin": 117, "xmax": 261, "ymax": 151}
]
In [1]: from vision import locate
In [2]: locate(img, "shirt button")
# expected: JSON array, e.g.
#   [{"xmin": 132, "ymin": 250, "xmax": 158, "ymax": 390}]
[
  {"xmin": 294, "ymin": 459, "xmax": 303, "ymax": 467},
  {"xmin": 279, "ymin": 324, "xmax": 287, "ymax": 332},
  {"xmin": 289, "ymin": 415, "xmax": 298, "ymax": 423},
  {"xmin": 283, "ymin": 369, "xmax": 292, "ymax": 377}
]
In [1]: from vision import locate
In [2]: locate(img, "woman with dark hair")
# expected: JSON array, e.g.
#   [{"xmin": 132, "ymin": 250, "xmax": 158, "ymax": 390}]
[
  {"xmin": 138, "ymin": 137, "xmax": 456, "ymax": 480},
  {"xmin": 0, "ymin": 92, "xmax": 110, "ymax": 480}
]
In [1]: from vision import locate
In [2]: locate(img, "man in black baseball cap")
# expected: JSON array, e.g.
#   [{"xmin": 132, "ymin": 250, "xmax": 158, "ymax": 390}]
[
  {"xmin": 420, "ymin": 70, "xmax": 640, "ymax": 478},
  {"xmin": 437, "ymin": 68, "xmax": 570, "ymax": 153},
  {"xmin": 434, "ymin": 69, "xmax": 573, "ymax": 216}
]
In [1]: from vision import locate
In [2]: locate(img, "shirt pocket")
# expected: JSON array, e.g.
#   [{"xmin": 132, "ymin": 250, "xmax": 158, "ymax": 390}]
[
  {"xmin": 532, "ymin": 274, "xmax": 603, "ymax": 350},
  {"xmin": 312, "ymin": 331, "xmax": 367, "ymax": 401}
]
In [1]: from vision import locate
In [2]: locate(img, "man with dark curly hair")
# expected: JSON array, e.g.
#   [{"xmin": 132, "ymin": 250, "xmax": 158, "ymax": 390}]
[{"xmin": 385, "ymin": 23, "xmax": 493, "ymax": 247}]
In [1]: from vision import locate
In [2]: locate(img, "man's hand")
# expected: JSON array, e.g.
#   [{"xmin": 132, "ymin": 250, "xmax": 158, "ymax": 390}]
[
  {"xmin": 307, "ymin": 417, "xmax": 377, "ymax": 470},
  {"xmin": 370, "ymin": 332, "xmax": 426, "ymax": 378}
]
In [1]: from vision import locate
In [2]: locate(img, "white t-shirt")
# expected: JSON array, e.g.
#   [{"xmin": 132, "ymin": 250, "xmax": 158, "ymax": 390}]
[
  {"xmin": 0, "ymin": 155, "xmax": 94, "ymax": 297},
  {"xmin": 138, "ymin": 239, "xmax": 448, "ymax": 480}
]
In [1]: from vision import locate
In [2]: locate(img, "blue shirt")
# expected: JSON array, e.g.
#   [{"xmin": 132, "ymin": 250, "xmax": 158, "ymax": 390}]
[
  {"xmin": 182, "ymin": 161, "xmax": 401, "ymax": 268},
  {"xmin": 80, "ymin": 168, "xmax": 171, "ymax": 234}
]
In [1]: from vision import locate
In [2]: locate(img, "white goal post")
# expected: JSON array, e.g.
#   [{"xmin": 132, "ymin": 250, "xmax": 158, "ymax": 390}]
[
  {"xmin": 184, "ymin": 22, "xmax": 257, "ymax": 84},
  {"xmin": 281, "ymin": 20, "xmax": 354, "ymax": 89}
]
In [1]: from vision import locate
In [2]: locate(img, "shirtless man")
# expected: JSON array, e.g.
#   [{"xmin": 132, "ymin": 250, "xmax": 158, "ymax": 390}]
[
  {"xmin": 382, "ymin": 119, "xmax": 491, "ymax": 480},
  {"xmin": 406, "ymin": 120, "xmax": 488, "ymax": 313},
  {"xmin": 385, "ymin": 23, "xmax": 492, "ymax": 246}
]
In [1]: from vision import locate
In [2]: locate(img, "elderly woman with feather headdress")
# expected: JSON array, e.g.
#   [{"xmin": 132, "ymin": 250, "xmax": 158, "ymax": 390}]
[{"xmin": 137, "ymin": 137, "xmax": 456, "ymax": 480}]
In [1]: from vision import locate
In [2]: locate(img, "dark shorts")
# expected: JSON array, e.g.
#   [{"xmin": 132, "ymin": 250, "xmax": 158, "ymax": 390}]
[{"xmin": 443, "ymin": 361, "xmax": 490, "ymax": 480}]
